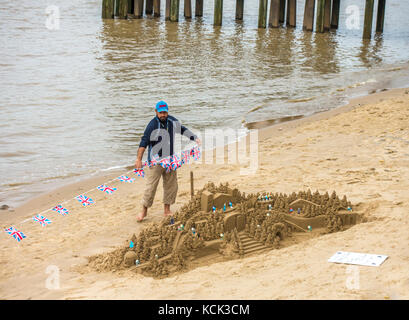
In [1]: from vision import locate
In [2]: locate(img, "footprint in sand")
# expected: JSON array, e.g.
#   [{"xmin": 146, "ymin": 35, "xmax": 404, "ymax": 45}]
[
  {"xmin": 125, "ymin": 204, "xmax": 136, "ymax": 211},
  {"xmin": 200, "ymin": 280, "xmax": 213, "ymax": 288}
]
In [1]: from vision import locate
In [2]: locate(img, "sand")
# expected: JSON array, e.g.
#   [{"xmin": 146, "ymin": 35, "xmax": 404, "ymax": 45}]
[{"xmin": 1, "ymin": 87, "xmax": 409, "ymax": 300}]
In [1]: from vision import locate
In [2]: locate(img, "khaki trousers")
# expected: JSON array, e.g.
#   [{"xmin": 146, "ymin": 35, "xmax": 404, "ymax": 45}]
[{"xmin": 142, "ymin": 165, "xmax": 178, "ymax": 208}]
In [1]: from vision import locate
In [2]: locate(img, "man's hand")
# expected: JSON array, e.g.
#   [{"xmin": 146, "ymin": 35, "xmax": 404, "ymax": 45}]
[
  {"xmin": 195, "ymin": 138, "xmax": 201, "ymax": 147},
  {"xmin": 135, "ymin": 147, "xmax": 145, "ymax": 169},
  {"xmin": 135, "ymin": 159, "xmax": 142, "ymax": 169}
]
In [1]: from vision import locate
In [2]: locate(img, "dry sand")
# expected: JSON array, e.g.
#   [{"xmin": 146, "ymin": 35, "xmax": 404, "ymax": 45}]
[{"xmin": 1, "ymin": 87, "xmax": 409, "ymax": 300}]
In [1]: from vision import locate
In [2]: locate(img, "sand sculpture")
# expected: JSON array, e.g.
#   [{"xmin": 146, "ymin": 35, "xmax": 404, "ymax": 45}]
[{"xmin": 88, "ymin": 182, "xmax": 360, "ymax": 278}]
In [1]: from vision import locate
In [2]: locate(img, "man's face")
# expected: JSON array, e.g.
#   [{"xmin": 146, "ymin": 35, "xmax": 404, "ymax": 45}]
[{"xmin": 156, "ymin": 110, "xmax": 168, "ymax": 122}]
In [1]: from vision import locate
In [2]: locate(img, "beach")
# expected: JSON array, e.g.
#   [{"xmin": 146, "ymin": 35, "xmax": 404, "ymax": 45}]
[
  {"xmin": 1, "ymin": 87, "xmax": 408, "ymax": 299},
  {"xmin": 2, "ymin": 0, "xmax": 409, "ymax": 211}
]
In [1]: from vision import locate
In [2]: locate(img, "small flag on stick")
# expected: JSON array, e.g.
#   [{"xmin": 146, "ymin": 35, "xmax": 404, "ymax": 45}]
[
  {"xmin": 97, "ymin": 185, "xmax": 117, "ymax": 194},
  {"xmin": 33, "ymin": 214, "xmax": 52, "ymax": 227},
  {"xmin": 52, "ymin": 205, "xmax": 69, "ymax": 216},
  {"xmin": 118, "ymin": 175, "xmax": 134, "ymax": 183},
  {"xmin": 76, "ymin": 195, "xmax": 94, "ymax": 206},
  {"xmin": 133, "ymin": 168, "xmax": 145, "ymax": 178},
  {"xmin": 4, "ymin": 227, "xmax": 26, "ymax": 242}
]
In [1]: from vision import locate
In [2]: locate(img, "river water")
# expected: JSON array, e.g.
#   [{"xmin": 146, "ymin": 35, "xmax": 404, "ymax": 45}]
[{"xmin": 1, "ymin": 0, "xmax": 409, "ymax": 208}]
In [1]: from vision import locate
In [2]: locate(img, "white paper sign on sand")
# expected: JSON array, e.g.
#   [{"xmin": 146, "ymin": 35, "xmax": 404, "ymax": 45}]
[{"xmin": 328, "ymin": 251, "xmax": 388, "ymax": 267}]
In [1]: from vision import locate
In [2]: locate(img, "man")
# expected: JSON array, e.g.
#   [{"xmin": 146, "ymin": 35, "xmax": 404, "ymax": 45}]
[{"xmin": 135, "ymin": 101, "xmax": 201, "ymax": 222}]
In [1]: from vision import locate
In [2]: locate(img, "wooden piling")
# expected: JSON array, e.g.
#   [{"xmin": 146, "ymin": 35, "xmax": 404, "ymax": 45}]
[
  {"xmin": 376, "ymin": 0, "xmax": 386, "ymax": 33},
  {"xmin": 331, "ymin": 0, "xmax": 340, "ymax": 29},
  {"xmin": 165, "ymin": 0, "xmax": 171, "ymax": 20},
  {"xmin": 153, "ymin": 0, "xmax": 161, "ymax": 17},
  {"xmin": 146, "ymin": 0, "xmax": 153, "ymax": 15},
  {"xmin": 269, "ymin": 0, "xmax": 281, "ymax": 28},
  {"xmin": 195, "ymin": 0, "xmax": 203, "ymax": 17},
  {"xmin": 214, "ymin": 0, "xmax": 223, "ymax": 26},
  {"xmin": 184, "ymin": 0, "xmax": 192, "ymax": 19},
  {"xmin": 303, "ymin": 0, "xmax": 315, "ymax": 31},
  {"xmin": 286, "ymin": 0, "xmax": 296, "ymax": 27},
  {"xmin": 118, "ymin": 0, "xmax": 129, "ymax": 18},
  {"xmin": 258, "ymin": 0, "xmax": 268, "ymax": 28},
  {"xmin": 279, "ymin": 0, "xmax": 286, "ymax": 24},
  {"xmin": 102, "ymin": 0, "xmax": 115, "ymax": 19},
  {"xmin": 115, "ymin": 0, "xmax": 120, "ymax": 16},
  {"xmin": 134, "ymin": 0, "xmax": 144, "ymax": 18},
  {"xmin": 363, "ymin": 0, "xmax": 375, "ymax": 39},
  {"xmin": 236, "ymin": 0, "xmax": 244, "ymax": 21},
  {"xmin": 170, "ymin": 0, "xmax": 180, "ymax": 22},
  {"xmin": 128, "ymin": 0, "xmax": 134, "ymax": 13},
  {"xmin": 323, "ymin": 0, "xmax": 331, "ymax": 31},
  {"xmin": 316, "ymin": 0, "xmax": 325, "ymax": 33}
]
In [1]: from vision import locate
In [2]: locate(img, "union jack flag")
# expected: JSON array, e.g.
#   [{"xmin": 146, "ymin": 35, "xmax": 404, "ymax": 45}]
[
  {"xmin": 52, "ymin": 205, "xmax": 69, "ymax": 216},
  {"xmin": 118, "ymin": 175, "xmax": 134, "ymax": 183},
  {"xmin": 97, "ymin": 185, "xmax": 117, "ymax": 194},
  {"xmin": 33, "ymin": 214, "xmax": 52, "ymax": 227},
  {"xmin": 170, "ymin": 154, "xmax": 182, "ymax": 171},
  {"xmin": 149, "ymin": 154, "xmax": 160, "ymax": 167},
  {"xmin": 159, "ymin": 156, "xmax": 171, "ymax": 172},
  {"xmin": 133, "ymin": 168, "xmax": 145, "ymax": 178},
  {"xmin": 181, "ymin": 150, "xmax": 190, "ymax": 165},
  {"xmin": 76, "ymin": 195, "xmax": 94, "ymax": 206},
  {"xmin": 4, "ymin": 226, "xmax": 26, "ymax": 242},
  {"xmin": 142, "ymin": 160, "xmax": 148, "ymax": 167},
  {"xmin": 190, "ymin": 146, "xmax": 201, "ymax": 161}
]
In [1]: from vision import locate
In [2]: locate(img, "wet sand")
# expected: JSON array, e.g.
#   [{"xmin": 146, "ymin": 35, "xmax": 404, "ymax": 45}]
[{"xmin": 1, "ymin": 87, "xmax": 409, "ymax": 299}]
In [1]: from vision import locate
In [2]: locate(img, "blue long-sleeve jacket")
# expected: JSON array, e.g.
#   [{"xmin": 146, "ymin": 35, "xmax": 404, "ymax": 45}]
[{"xmin": 139, "ymin": 115, "xmax": 197, "ymax": 162}]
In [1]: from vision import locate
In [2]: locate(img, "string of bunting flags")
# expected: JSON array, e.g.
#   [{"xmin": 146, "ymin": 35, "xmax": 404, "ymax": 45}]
[{"xmin": 3, "ymin": 146, "xmax": 201, "ymax": 243}]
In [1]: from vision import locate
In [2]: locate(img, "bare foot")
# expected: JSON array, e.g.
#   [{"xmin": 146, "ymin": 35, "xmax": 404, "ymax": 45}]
[
  {"xmin": 164, "ymin": 210, "xmax": 173, "ymax": 216},
  {"xmin": 164, "ymin": 204, "xmax": 173, "ymax": 216},
  {"xmin": 137, "ymin": 208, "xmax": 147, "ymax": 222}
]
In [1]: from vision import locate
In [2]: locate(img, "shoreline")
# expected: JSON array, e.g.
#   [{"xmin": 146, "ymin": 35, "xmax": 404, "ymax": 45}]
[
  {"xmin": 2, "ymin": 60, "xmax": 409, "ymax": 212},
  {"xmin": 2, "ymin": 86, "xmax": 407, "ymax": 227},
  {"xmin": 2, "ymin": 59, "xmax": 409, "ymax": 213},
  {"xmin": 257, "ymin": 86, "xmax": 409, "ymax": 140},
  {"xmin": 1, "ymin": 85, "xmax": 408, "ymax": 299}
]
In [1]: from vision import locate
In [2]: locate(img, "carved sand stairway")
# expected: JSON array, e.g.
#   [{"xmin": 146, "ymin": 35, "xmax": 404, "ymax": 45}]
[{"xmin": 238, "ymin": 232, "xmax": 269, "ymax": 256}]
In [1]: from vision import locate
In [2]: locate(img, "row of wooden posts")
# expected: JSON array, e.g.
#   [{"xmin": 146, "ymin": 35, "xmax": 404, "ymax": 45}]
[{"xmin": 102, "ymin": 0, "xmax": 386, "ymax": 39}]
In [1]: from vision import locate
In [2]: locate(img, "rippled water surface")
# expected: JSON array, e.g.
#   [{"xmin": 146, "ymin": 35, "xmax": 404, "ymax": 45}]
[{"xmin": 1, "ymin": 0, "xmax": 409, "ymax": 207}]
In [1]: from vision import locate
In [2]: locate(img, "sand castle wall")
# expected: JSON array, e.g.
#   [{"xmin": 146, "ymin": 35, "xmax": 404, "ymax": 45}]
[{"xmin": 87, "ymin": 183, "xmax": 361, "ymax": 279}]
